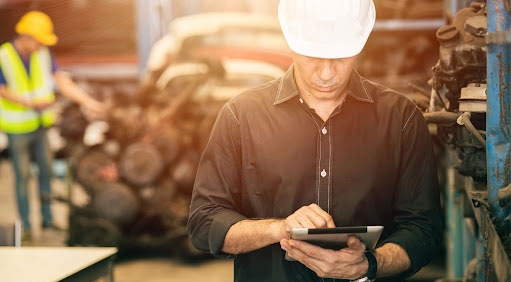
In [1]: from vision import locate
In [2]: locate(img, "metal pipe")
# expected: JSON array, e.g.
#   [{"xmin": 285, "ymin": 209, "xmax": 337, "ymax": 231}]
[
  {"xmin": 487, "ymin": 0, "xmax": 511, "ymax": 227},
  {"xmin": 423, "ymin": 112, "xmax": 460, "ymax": 125},
  {"xmin": 458, "ymin": 113, "xmax": 487, "ymax": 147}
]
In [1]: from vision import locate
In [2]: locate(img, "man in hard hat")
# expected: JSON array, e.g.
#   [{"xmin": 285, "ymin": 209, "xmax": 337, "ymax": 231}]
[
  {"xmin": 0, "ymin": 11, "xmax": 105, "ymax": 239},
  {"xmin": 188, "ymin": 1, "xmax": 442, "ymax": 281}
]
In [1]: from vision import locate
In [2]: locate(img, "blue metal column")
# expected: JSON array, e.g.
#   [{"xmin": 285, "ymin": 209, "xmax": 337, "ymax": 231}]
[
  {"xmin": 445, "ymin": 154, "xmax": 477, "ymax": 280},
  {"xmin": 445, "ymin": 162, "xmax": 464, "ymax": 279},
  {"xmin": 486, "ymin": 0, "xmax": 511, "ymax": 229},
  {"xmin": 476, "ymin": 232, "xmax": 485, "ymax": 282}
]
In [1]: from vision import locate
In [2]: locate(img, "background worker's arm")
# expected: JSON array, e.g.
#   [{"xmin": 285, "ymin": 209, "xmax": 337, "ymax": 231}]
[
  {"xmin": 0, "ymin": 84, "xmax": 36, "ymax": 108},
  {"xmin": 53, "ymin": 71, "xmax": 105, "ymax": 116}
]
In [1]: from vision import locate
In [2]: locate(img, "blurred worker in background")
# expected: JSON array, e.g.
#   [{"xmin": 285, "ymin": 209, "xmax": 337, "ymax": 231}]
[
  {"xmin": 188, "ymin": 0, "xmax": 442, "ymax": 281},
  {"xmin": 0, "ymin": 11, "xmax": 105, "ymax": 240}
]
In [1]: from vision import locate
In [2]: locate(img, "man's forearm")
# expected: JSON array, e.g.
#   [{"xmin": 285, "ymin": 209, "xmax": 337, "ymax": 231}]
[
  {"xmin": 54, "ymin": 72, "xmax": 98, "ymax": 106},
  {"xmin": 222, "ymin": 219, "xmax": 282, "ymax": 254},
  {"xmin": 374, "ymin": 243, "xmax": 411, "ymax": 277}
]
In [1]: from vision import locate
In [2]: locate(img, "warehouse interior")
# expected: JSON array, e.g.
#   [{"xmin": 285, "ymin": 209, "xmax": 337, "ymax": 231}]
[{"xmin": 0, "ymin": 0, "xmax": 509, "ymax": 281}]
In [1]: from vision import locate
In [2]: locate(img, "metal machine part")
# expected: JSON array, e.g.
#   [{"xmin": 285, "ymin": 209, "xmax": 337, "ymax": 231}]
[
  {"xmin": 119, "ymin": 143, "xmax": 164, "ymax": 187},
  {"xmin": 459, "ymin": 83, "xmax": 487, "ymax": 113},
  {"xmin": 75, "ymin": 150, "xmax": 117, "ymax": 192},
  {"xmin": 431, "ymin": 3, "xmax": 487, "ymax": 111},
  {"xmin": 93, "ymin": 182, "xmax": 139, "ymax": 225},
  {"xmin": 426, "ymin": 1, "xmax": 511, "ymax": 281},
  {"xmin": 62, "ymin": 14, "xmax": 288, "ymax": 257}
]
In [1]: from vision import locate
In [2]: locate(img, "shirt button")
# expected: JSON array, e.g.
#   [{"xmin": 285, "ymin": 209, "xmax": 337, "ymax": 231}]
[
  {"xmin": 321, "ymin": 169, "xmax": 327, "ymax": 178},
  {"xmin": 321, "ymin": 127, "xmax": 327, "ymax": 135},
  {"xmin": 299, "ymin": 98, "xmax": 304, "ymax": 104}
]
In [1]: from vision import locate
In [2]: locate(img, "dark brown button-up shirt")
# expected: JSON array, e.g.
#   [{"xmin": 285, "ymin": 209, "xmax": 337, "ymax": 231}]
[{"xmin": 187, "ymin": 66, "xmax": 443, "ymax": 282}]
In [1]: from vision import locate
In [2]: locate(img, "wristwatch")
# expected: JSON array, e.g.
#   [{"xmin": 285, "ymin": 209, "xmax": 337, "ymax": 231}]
[
  {"xmin": 365, "ymin": 251, "xmax": 378, "ymax": 281},
  {"xmin": 350, "ymin": 251, "xmax": 377, "ymax": 282}
]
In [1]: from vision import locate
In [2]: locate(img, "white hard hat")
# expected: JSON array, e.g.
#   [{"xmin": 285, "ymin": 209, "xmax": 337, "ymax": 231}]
[{"xmin": 278, "ymin": 0, "xmax": 376, "ymax": 59}]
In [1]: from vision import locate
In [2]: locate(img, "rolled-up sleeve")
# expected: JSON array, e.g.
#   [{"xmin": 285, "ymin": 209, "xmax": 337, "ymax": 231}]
[
  {"xmin": 187, "ymin": 102, "xmax": 247, "ymax": 257},
  {"xmin": 379, "ymin": 107, "xmax": 443, "ymax": 276}
]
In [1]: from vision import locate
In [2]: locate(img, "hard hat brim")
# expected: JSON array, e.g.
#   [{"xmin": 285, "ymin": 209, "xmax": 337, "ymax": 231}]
[{"xmin": 35, "ymin": 33, "xmax": 58, "ymax": 46}]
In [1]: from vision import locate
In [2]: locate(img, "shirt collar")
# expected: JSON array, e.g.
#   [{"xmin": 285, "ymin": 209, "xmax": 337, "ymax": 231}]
[{"xmin": 273, "ymin": 65, "xmax": 374, "ymax": 106}]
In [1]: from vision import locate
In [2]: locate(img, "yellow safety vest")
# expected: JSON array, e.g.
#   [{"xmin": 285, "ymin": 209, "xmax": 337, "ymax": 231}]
[{"xmin": 0, "ymin": 42, "xmax": 56, "ymax": 134}]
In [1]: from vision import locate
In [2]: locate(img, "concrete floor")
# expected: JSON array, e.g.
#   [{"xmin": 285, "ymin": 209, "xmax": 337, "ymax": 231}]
[{"xmin": 0, "ymin": 159, "xmax": 444, "ymax": 281}]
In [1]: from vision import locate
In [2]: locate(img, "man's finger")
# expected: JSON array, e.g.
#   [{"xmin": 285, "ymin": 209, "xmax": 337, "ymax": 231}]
[
  {"xmin": 347, "ymin": 236, "xmax": 366, "ymax": 252},
  {"xmin": 286, "ymin": 240, "xmax": 337, "ymax": 277},
  {"xmin": 308, "ymin": 204, "xmax": 336, "ymax": 228},
  {"xmin": 289, "ymin": 239, "xmax": 330, "ymax": 260}
]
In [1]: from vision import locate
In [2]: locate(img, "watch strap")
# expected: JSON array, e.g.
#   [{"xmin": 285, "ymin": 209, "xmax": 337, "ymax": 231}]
[{"xmin": 365, "ymin": 251, "xmax": 377, "ymax": 281}]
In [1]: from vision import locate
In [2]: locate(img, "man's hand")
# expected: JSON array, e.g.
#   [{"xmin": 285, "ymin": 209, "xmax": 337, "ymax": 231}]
[
  {"xmin": 81, "ymin": 100, "xmax": 107, "ymax": 120},
  {"xmin": 280, "ymin": 235, "xmax": 368, "ymax": 280},
  {"xmin": 222, "ymin": 204, "xmax": 335, "ymax": 255},
  {"xmin": 276, "ymin": 203, "xmax": 336, "ymax": 241},
  {"xmin": 54, "ymin": 71, "xmax": 107, "ymax": 119}
]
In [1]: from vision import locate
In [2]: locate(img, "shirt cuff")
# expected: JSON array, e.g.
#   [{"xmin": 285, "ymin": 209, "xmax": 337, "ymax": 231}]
[{"xmin": 208, "ymin": 209, "xmax": 247, "ymax": 257}]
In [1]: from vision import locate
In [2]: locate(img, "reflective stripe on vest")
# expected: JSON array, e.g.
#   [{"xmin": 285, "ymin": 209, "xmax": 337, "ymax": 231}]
[{"xmin": 0, "ymin": 42, "xmax": 56, "ymax": 134}]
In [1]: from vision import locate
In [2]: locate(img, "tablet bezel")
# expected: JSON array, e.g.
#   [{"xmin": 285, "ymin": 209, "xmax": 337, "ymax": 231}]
[{"xmin": 285, "ymin": 226, "xmax": 384, "ymax": 261}]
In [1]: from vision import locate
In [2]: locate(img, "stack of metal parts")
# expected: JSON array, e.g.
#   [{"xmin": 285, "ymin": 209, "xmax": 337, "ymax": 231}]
[
  {"xmin": 423, "ymin": 2, "xmax": 510, "ymax": 281},
  {"xmin": 59, "ymin": 60, "xmax": 228, "ymax": 258}
]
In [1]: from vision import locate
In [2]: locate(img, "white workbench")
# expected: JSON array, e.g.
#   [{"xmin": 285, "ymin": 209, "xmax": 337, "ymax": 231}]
[{"xmin": 0, "ymin": 247, "xmax": 117, "ymax": 282}]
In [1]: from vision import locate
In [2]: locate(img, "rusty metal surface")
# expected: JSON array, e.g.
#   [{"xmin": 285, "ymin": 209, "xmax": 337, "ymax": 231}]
[
  {"xmin": 486, "ymin": 29, "xmax": 511, "ymax": 44},
  {"xmin": 487, "ymin": 0, "xmax": 511, "ymax": 255},
  {"xmin": 426, "ymin": 3, "xmax": 511, "ymax": 279}
]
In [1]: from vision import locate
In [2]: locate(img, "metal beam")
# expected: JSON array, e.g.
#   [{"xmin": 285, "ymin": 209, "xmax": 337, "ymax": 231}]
[
  {"xmin": 486, "ymin": 0, "xmax": 511, "ymax": 229},
  {"xmin": 373, "ymin": 19, "xmax": 444, "ymax": 31}
]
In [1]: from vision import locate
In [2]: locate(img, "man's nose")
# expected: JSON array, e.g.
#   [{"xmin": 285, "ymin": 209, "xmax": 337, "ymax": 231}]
[{"xmin": 317, "ymin": 59, "xmax": 336, "ymax": 81}]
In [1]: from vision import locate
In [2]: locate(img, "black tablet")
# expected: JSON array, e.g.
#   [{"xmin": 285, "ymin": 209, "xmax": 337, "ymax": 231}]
[{"xmin": 285, "ymin": 226, "xmax": 383, "ymax": 261}]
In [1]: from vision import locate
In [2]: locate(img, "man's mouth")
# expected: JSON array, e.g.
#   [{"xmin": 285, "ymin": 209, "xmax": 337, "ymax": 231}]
[{"xmin": 313, "ymin": 85, "xmax": 336, "ymax": 92}]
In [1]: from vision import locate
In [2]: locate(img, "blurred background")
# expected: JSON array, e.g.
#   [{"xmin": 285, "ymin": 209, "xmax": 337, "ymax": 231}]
[{"xmin": 0, "ymin": 0, "xmax": 509, "ymax": 282}]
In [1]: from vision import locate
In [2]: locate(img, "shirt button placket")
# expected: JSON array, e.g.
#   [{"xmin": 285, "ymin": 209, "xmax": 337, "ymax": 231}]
[{"xmin": 317, "ymin": 122, "xmax": 330, "ymax": 211}]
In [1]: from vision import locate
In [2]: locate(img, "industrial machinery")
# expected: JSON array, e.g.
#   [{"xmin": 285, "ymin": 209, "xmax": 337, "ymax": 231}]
[
  {"xmin": 57, "ymin": 7, "xmax": 447, "ymax": 258},
  {"xmin": 423, "ymin": 1, "xmax": 510, "ymax": 281},
  {"xmin": 59, "ymin": 12, "xmax": 289, "ymax": 257}
]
